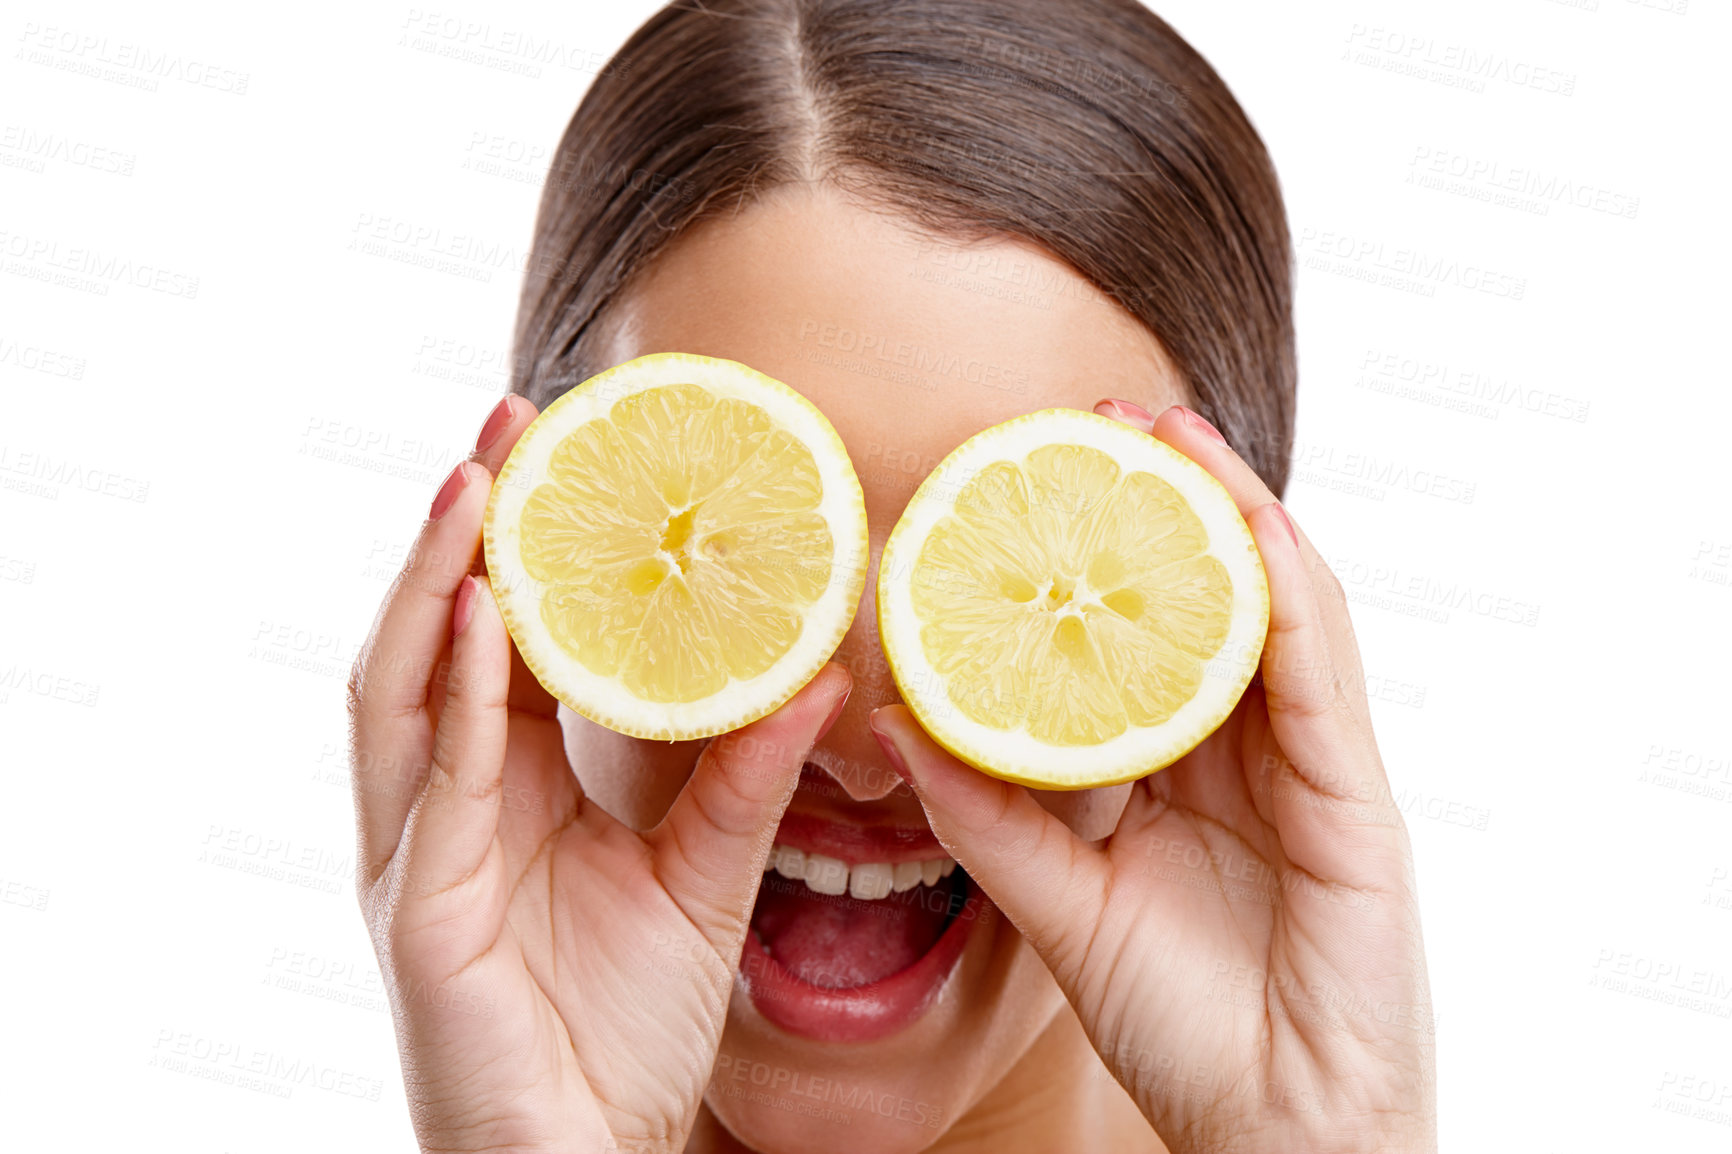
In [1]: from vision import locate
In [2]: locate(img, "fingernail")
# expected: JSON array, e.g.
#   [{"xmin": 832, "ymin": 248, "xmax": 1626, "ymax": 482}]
[
  {"xmin": 429, "ymin": 462, "xmax": 470, "ymax": 521},
  {"xmin": 475, "ymin": 396, "xmax": 516, "ymax": 454},
  {"xmin": 1273, "ymin": 502, "xmax": 1300, "ymax": 550},
  {"xmin": 815, "ymin": 681, "xmax": 852, "ymax": 742},
  {"xmin": 868, "ymin": 712, "xmax": 913, "ymax": 785},
  {"xmin": 1177, "ymin": 406, "xmax": 1228, "ymax": 445},
  {"xmin": 1093, "ymin": 398, "xmax": 1155, "ymax": 433},
  {"xmin": 452, "ymin": 576, "xmax": 478, "ymax": 639}
]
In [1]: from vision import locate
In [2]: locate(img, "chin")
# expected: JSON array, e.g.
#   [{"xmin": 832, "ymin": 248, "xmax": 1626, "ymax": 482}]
[
  {"xmin": 707, "ymin": 1075, "xmax": 952, "ymax": 1154},
  {"xmin": 702, "ymin": 852, "xmax": 1067, "ymax": 1153}
]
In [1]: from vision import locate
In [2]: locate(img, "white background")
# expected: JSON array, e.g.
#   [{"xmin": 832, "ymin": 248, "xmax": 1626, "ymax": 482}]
[{"xmin": 3, "ymin": 0, "xmax": 1729, "ymax": 1149}]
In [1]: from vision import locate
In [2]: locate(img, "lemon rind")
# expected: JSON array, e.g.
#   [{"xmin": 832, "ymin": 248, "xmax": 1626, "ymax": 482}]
[
  {"xmin": 484, "ymin": 353, "xmax": 869, "ymax": 742},
  {"xmin": 877, "ymin": 408, "xmax": 1269, "ymax": 789}
]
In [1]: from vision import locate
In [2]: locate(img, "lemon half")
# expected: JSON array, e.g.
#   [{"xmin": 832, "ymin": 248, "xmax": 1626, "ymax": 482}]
[
  {"xmin": 484, "ymin": 353, "xmax": 869, "ymax": 740},
  {"xmin": 877, "ymin": 409, "xmax": 1268, "ymax": 789}
]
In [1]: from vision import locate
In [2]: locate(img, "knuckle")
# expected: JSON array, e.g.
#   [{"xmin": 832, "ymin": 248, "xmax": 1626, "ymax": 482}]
[
  {"xmin": 425, "ymin": 732, "xmax": 461, "ymax": 796},
  {"xmin": 1267, "ymin": 611, "xmax": 1309, "ymax": 643},
  {"xmin": 403, "ymin": 533, "xmax": 470, "ymax": 593},
  {"xmin": 423, "ymin": 730, "xmax": 498, "ymax": 809},
  {"xmin": 953, "ymin": 779, "xmax": 1020, "ymax": 842},
  {"xmin": 444, "ymin": 656, "xmax": 506, "ymax": 713},
  {"xmin": 1321, "ymin": 567, "xmax": 1347, "ymax": 605},
  {"xmin": 1272, "ymin": 680, "xmax": 1333, "ymax": 720},
  {"xmin": 344, "ymin": 651, "xmax": 370, "ymax": 722}
]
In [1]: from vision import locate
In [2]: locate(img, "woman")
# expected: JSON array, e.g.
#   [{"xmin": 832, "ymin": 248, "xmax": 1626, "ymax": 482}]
[{"xmin": 346, "ymin": 0, "xmax": 1436, "ymax": 1150}]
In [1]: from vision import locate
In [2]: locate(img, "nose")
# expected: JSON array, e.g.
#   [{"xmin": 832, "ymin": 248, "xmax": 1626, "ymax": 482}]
[
  {"xmin": 808, "ymin": 726, "xmax": 905, "ymax": 802},
  {"xmin": 806, "ymin": 666, "xmax": 908, "ymax": 802},
  {"xmin": 810, "ymin": 541, "xmax": 910, "ymax": 802}
]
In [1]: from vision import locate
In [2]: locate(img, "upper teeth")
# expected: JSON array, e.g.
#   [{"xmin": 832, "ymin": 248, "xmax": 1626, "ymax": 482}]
[{"xmin": 765, "ymin": 842, "xmax": 956, "ymax": 901}]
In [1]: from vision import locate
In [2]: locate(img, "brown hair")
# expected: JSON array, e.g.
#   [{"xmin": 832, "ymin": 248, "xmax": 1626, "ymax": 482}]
[{"xmin": 511, "ymin": 0, "xmax": 1295, "ymax": 494}]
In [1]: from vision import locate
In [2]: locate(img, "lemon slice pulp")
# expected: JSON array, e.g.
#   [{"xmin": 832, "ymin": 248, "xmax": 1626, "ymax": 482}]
[
  {"xmin": 484, "ymin": 353, "xmax": 868, "ymax": 740},
  {"xmin": 877, "ymin": 409, "xmax": 1268, "ymax": 788}
]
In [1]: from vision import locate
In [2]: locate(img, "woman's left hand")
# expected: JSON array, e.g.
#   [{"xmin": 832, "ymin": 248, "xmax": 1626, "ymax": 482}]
[{"xmin": 868, "ymin": 402, "xmax": 1436, "ymax": 1154}]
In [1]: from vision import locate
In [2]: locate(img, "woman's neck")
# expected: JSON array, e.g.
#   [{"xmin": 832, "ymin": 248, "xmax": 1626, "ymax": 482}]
[
  {"xmin": 688, "ymin": 1008, "xmax": 1164, "ymax": 1153},
  {"xmin": 932, "ymin": 1007, "xmax": 1164, "ymax": 1154}
]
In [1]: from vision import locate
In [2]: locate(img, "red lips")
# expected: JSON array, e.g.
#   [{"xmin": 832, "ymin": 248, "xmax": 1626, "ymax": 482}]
[{"xmin": 742, "ymin": 868, "xmax": 984, "ymax": 1042}]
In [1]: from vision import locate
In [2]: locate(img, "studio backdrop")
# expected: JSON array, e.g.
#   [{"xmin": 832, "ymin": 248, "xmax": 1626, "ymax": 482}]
[{"xmin": 1, "ymin": 1, "xmax": 1727, "ymax": 1151}]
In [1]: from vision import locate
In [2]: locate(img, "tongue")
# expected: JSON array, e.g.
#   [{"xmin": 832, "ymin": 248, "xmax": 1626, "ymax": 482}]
[{"xmin": 751, "ymin": 874, "xmax": 955, "ymax": 989}]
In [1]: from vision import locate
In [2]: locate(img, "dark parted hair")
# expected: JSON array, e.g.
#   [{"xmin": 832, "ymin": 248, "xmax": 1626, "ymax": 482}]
[{"xmin": 510, "ymin": 0, "xmax": 1295, "ymax": 494}]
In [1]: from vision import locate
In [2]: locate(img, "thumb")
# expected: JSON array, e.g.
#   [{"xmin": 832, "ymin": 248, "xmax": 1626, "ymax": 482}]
[
  {"xmin": 868, "ymin": 705, "xmax": 1109, "ymax": 981},
  {"xmin": 645, "ymin": 663, "xmax": 851, "ymax": 948}
]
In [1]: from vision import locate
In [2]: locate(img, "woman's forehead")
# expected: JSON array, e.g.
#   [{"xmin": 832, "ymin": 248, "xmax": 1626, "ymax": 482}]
[{"xmin": 595, "ymin": 183, "xmax": 1186, "ymax": 510}]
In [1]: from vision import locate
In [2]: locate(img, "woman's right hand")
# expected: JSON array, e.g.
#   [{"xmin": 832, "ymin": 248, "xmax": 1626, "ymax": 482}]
[
  {"xmin": 870, "ymin": 403, "xmax": 1434, "ymax": 1153},
  {"xmin": 346, "ymin": 396, "xmax": 851, "ymax": 1154}
]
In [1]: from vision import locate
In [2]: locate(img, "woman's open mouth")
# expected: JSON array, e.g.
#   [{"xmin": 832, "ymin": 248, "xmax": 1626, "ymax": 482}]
[{"xmin": 738, "ymin": 774, "xmax": 986, "ymax": 1042}]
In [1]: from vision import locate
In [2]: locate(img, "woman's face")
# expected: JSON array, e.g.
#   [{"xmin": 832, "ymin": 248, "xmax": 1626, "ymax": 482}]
[{"xmin": 568, "ymin": 183, "xmax": 1184, "ymax": 1151}]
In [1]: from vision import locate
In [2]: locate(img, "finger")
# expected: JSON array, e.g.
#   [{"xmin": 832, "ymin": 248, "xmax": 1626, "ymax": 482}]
[
  {"xmin": 1094, "ymin": 401, "xmax": 1275, "ymax": 545},
  {"xmin": 646, "ymin": 664, "xmax": 851, "ymax": 947},
  {"xmin": 1097, "ymin": 402, "xmax": 1388, "ymax": 816},
  {"xmin": 867, "ymin": 705, "xmax": 1111, "ymax": 986},
  {"xmin": 1246, "ymin": 501, "xmax": 1407, "ymax": 890},
  {"xmin": 397, "ymin": 576, "xmax": 511, "ymax": 898},
  {"xmin": 361, "ymin": 393, "xmax": 533, "ymax": 724},
  {"xmin": 466, "ymin": 395, "xmax": 558, "ymax": 720},
  {"xmin": 1135, "ymin": 401, "xmax": 1366, "ymax": 689},
  {"xmin": 1099, "ymin": 397, "xmax": 1348, "ymax": 673},
  {"xmin": 349, "ymin": 459, "xmax": 492, "ymax": 880},
  {"xmin": 469, "ymin": 394, "xmax": 537, "ymax": 475}
]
